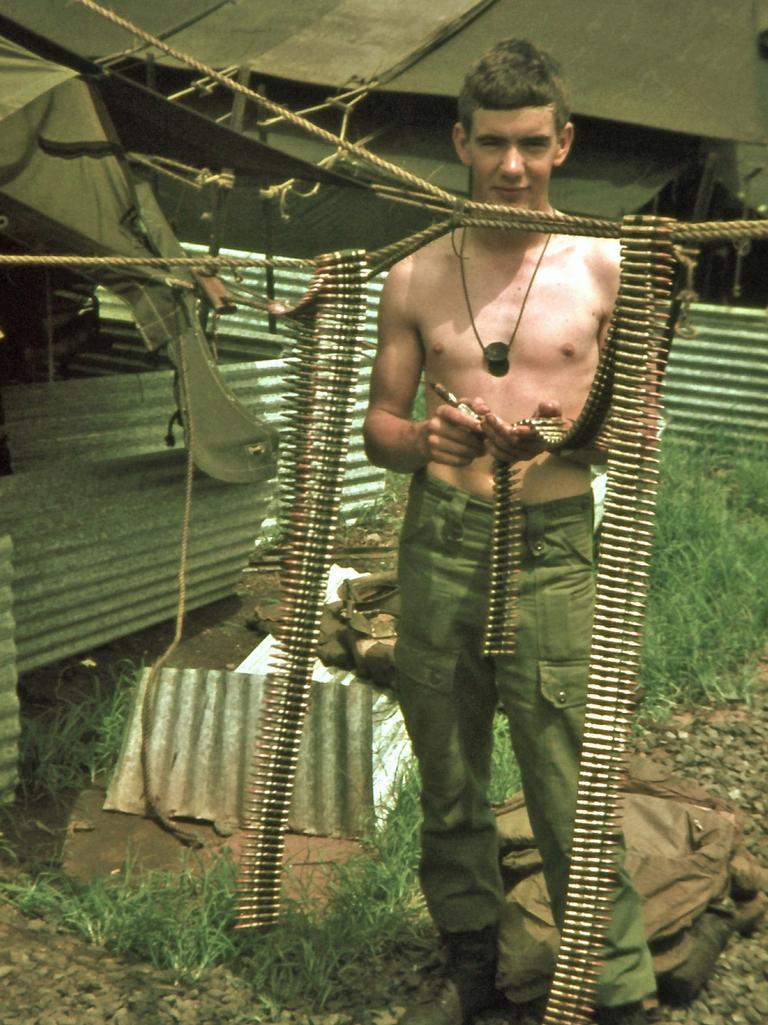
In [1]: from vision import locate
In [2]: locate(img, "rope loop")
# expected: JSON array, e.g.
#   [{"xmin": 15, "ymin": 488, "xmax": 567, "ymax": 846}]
[{"xmin": 673, "ymin": 244, "xmax": 700, "ymax": 338}]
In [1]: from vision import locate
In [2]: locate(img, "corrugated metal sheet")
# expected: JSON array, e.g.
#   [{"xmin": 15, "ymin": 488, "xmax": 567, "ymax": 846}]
[
  {"xmin": 4, "ymin": 358, "xmax": 379, "ymax": 488},
  {"xmin": 3, "ymin": 357, "xmax": 385, "ymax": 517},
  {"xmin": 0, "ymin": 452, "xmax": 273, "ymax": 673},
  {"xmin": 0, "ymin": 241, "xmax": 387, "ymax": 673},
  {"xmin": 662, "ymin": 303, "xmax": 768, "ymax": 445},
  {"xmin": 6, "ymin": 242, "xmax": 386, "ymax": 513},
  {"xmin": 0, "ymin": 535, "xmax": 19, "ymax": 805},
  {"xmin": 104, "ymin": 666, "xmax": 374, "ymax": 838}
]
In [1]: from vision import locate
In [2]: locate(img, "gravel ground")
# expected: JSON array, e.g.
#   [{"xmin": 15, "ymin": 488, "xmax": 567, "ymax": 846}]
[
  {"xmin": 629, "ymin": 685, "xmax": 768, "ymax": 1025},
  {"xmin": 2, "ymin": 676, "xmax": 766, "ymax": 1025}
]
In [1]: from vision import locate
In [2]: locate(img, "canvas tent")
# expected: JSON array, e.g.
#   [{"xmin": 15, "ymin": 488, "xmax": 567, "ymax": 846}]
[
  {"xmin": 3, "ymin": 0, "xmax": 766, "ymax": 143},
  {"xmin": 2, "ymin": 0, "xmax": 766, "ymax": 238}
]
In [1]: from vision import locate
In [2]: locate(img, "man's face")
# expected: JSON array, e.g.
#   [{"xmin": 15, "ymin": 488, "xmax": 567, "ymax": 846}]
[{"xmin": 452, "ymin": 104, "xmax": 573, "ymax": 210}]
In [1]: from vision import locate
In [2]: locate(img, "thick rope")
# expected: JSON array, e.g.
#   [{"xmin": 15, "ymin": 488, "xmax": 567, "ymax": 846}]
[
  {"xmin": 139, "ymin": 330, "xmax": 202, "ymax": 848},
  {"xmin": 0, "ymin": 254, "xmax": 310, "ymax": 270},
  {"xmin": 366, "ymin": 219, "xmax": 456, "ymax": 277},
  {"xmin": 367, "ymin": 214, "xmax": 768, "ymax": 276},
  {"xmin": 1, "ymin": 213, "xmax": 764, "ymax": 281},
  {"xmin": 127, "ymin": 152, "xmax": 236, "ymax": 191}
]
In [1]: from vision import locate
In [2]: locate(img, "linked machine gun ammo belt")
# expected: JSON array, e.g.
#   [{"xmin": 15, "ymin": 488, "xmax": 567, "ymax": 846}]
[
  {"xmin": 484, "ymin": 214, "xmax": 676, "ymax": 1025},
  {"xmin": 235, "ymin": 249, "xmax": 368, "ymax": 930}
]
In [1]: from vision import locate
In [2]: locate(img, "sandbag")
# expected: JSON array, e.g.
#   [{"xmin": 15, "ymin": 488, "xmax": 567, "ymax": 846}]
[{"xmin": 249, "ymin": 570, "xmax": 399, "ymax": 685}]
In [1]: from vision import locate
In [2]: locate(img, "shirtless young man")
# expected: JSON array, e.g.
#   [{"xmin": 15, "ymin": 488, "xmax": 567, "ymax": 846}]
[{"xmin": 364, "ymin": 40, "xmax": 655, "ymax": 1025}]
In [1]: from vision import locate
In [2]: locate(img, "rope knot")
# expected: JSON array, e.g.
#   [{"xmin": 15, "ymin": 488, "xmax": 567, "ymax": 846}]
[{"xmin": 449, "ymin": 200, "xmax": 468, "ymax": 231}]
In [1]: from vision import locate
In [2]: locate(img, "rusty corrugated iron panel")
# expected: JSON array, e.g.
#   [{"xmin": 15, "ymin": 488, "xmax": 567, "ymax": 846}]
[
  {"xmin": 662, "ymin": 303, "xmax": 768, "ymax": 446},
  {"xmin": 104, "ymin": 666, "xmax": 374, "ymax": 839},
  {"xmin": 0, "ymin": 452, "xmax": 273, "ymax": 673},
  {"xmin": 0, "ymin": 534, "xmax": 20, "ymax": 804}
]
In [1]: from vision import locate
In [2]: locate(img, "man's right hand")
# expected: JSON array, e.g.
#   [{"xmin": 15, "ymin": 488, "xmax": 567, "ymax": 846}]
[{"xmin": 419, "ymin": 402, "xmax": 485, "ymax": 466}]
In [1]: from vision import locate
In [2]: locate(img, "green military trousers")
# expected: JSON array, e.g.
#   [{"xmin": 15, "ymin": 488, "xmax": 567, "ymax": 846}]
[{"xmin": 394, "ymin": 471, "xmax": 656, "ymax": 1008}]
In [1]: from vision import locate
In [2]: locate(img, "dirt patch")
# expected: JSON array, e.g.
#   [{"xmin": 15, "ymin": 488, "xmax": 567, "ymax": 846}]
[{"xmin": 50, "ymin": 786, "xmax": 363, "ymax": 911}]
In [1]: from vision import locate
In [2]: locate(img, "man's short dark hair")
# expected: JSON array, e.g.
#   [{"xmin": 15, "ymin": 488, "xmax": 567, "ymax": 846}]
[{"xmin": 458, "ymin": 38, "xmax": 571, "ymax": 134}]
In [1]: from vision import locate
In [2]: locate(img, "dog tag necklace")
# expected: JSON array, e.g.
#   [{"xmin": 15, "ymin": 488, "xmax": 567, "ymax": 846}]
[{"xmin": 458, "ymin": 228, "xmax": 551, "ymax": 377}]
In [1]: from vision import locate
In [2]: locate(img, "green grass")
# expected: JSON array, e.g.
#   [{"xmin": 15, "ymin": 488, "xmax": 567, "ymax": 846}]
[
  {"xmin": 490, "ymin": 714, "xmax": 522, "ymax": 803},
  {"xmin": 0, "ymin": 769, "xmax": 430, "ymax": 1012},
  {"xmin": 0, "ymin": 854, "xmax": 237, "ymax": 976},
  {"xmin": 639, "ymin": 439, "xmax": 768, "ymax": 716},
  {"xmin": 17, "ymin": 660, "xmax": 138, "ymax": 802},
  {"xmin": 352, "ymin": 468, "xmax": 410, "ymax": 531},
  {"xmin": 0, "ymin": 725, "xmax": 517, "ymax": 1012}
]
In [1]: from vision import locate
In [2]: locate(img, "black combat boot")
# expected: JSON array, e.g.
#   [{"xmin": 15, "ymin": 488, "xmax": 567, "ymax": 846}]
[{"xmin": 399, "ymin": 924, "xmax": 501, "ymax": 1025}]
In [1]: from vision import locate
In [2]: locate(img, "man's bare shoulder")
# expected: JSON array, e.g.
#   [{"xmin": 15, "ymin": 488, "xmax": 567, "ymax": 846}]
[
  {"xmin": 580, "ymin": 234, "xmax": 621, "ymax": 277},
  {"xmin": 384, "ymin": 233, "xmax": 455, "ymax": 297},
  {"xmin": 563, "ymin": 232, "xmax": 620, "ymax": 267},
  {"xmin": 558, "ymin": 234, "xmax": 620, "ymax": 297}
]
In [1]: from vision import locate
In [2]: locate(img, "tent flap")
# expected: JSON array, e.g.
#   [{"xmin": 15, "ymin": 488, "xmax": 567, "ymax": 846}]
[{"xmin": 0, "ymin": 51, "xmax": 276, "ymax": 483}]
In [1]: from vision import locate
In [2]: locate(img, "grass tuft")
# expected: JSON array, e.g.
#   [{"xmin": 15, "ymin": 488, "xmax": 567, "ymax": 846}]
[
  {"xmin": 640, "ymin": 439, "xmax": 768, "ymax": 716},
  {"xmin": 0, "ymin": 770, "xmax": 428, "ymax": 1011},
  {"xmin": 1, "ymin": 854, "xmax": 238, "ymax": 978},
  {"xmin": 18, "ymin": 660, "xmax": 139, "ymax": 802}
]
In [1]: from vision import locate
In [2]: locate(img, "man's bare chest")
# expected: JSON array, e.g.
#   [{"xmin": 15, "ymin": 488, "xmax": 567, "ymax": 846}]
[{"xmin": 419, "ymin": 269, "xmax": 602, "ymax": 374}]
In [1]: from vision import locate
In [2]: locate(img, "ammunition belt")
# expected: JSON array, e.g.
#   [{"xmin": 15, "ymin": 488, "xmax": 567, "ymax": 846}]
[
  {"xmin": 235, "ymin": 250, "xmax": 368, "ymax": 929},
  {"xmin": 483, "ymin": 216, "xmax": 675, "ymax": 1024}
]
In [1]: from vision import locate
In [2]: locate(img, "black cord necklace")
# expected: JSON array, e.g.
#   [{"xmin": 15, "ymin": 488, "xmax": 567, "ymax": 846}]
[{"xmin": 457, "ymin": 227, "xmax": 551, "ymax": 377}]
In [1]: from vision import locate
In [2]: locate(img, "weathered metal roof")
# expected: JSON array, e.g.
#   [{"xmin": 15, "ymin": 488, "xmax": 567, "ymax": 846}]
[
  {"xmin": 0, "ymin": 534, "xmax": 19, "ymax": 805},
  {"xmin": 662, "ymin": 302, "xmax": 768, "ymax": 445},
  {"xmin": 105, "ymin": 665, "xmax": 374, "ymax": 838}
]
